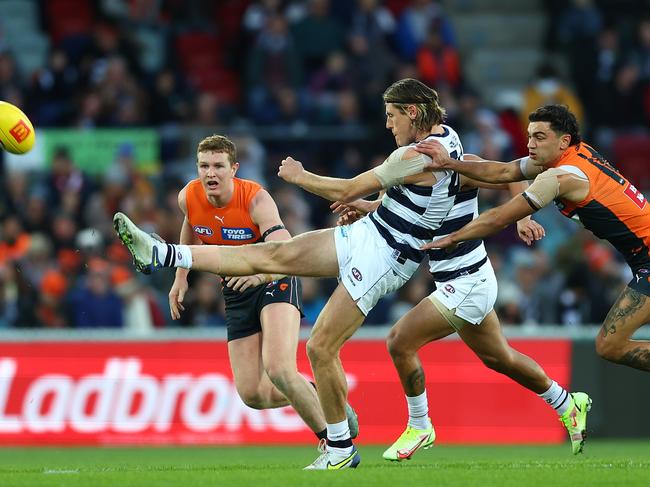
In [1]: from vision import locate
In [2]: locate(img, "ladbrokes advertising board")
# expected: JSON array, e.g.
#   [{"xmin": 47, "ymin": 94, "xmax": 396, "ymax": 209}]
[{"xmin": 0, "ymin": 339, "xmax": 571, "ymax": 445}]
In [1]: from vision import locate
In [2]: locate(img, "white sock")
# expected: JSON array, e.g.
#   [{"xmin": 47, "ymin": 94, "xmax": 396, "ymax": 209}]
[
  {"xmin": 326, "ymin": 419, "xmax": 352, "ymax": 456},
  {"xmin": 154, "ymin": 242, "xmax": 193, "ymax": 269},
  {"xmin": 406, "ymin": 390, "xmax": 430, "ymax": 430},
  {"xmin": 539, "ymin": 381, "xmax": 571, "ymax": 416}
]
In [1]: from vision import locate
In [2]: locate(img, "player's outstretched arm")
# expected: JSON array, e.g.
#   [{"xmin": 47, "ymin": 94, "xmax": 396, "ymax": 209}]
[
  {"xmin": 415, "ymin": 140, "xmax": 535, "ymax": 184},
  {"xmin": 458, "ymin": 155, "xmax": 545, "ymax": 246},
  {"xmin": 422, "ymin": 194, "xmax": 537, "ymax": 251},
  {"xmin": 278, "ymin": 156, "xmax": 383, "ymax": 203}
]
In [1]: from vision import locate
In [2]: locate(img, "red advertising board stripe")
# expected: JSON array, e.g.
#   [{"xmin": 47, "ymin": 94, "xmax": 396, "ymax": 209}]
[{"xmin": 0, "ymin": 339, "xmax": 571, "ymax": 446}]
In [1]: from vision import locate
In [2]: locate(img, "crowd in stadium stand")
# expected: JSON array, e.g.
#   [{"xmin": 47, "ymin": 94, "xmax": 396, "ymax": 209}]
[{"xmin": 0, "ymin": 0, "xmax": 648, "ymax": 330}]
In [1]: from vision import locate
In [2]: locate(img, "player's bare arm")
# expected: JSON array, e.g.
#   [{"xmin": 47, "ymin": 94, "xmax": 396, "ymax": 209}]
[
  {"xmin": 457, "ymin": 155, "xmax": 545, "ymax": 246},
  {"xmin": 169, "ymin": 186, "xmax": 203, "ymax": 320},
  {"xmin": 279, "ymin": 146, "xmax": 437, "ymax": 204},
  {"xmin": 415, "ymin": 139, "xmax": 540, "ymax": 183},
  {"xmin": 423, "ymin": 168, "xmax": 588, "ymax": 251},
  {"xmin": 278, "ymin": 156, "xmax": 384, "ymax": 203}
]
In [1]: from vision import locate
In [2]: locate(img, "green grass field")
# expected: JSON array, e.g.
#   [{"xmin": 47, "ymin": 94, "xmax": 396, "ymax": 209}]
[{"xmin": 1, "ymin": 441, "xmax": 649, "ymax": 487}]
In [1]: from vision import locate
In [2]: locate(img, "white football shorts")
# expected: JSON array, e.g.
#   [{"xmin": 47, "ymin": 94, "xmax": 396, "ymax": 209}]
[
  {"xmin": 334, "ymin": 218, "xmax": 419, "ymax": 316},
  {"xmin": 429, "ymin": 259, "xmax": 498, "ymax": 326}
]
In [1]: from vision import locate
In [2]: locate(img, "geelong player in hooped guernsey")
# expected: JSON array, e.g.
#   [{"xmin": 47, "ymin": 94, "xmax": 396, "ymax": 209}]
[{"xmin": 419, "ymin": 104, "xmax": 650, "ymax": 373}]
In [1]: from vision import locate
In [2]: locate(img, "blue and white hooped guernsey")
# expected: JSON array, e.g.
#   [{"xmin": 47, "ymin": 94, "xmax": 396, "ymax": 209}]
[
  {"xmin": 425, "ymin": 149, "xmax": 488, "ymax": 282},
  {"xmin": 368, "ymin": 125, "xmax": 464, "ymax": 278}
]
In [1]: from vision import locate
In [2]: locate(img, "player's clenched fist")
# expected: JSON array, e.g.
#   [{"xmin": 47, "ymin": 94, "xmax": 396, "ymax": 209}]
[{"xmin": 278, "ymin": 157, "xmax": 304, "ymax": 184}]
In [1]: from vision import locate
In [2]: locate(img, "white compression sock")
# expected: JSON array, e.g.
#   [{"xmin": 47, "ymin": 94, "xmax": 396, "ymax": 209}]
[
  {"xmin": 154, "ymin": 242, "xmax": 193, "ymax": 269},
  {"xmin": 326, "ymin": 419, "xmax": 352, "ymax": 456},
  {"xmin": 406, "ymin": 390, "xmax": 430, "ymax": 430},
  {"xmin": 538, "ymin": 380, "xmax": 571, "ymax": 416}
]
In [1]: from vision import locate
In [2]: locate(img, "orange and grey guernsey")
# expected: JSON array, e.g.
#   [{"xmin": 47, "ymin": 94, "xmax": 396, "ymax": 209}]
[
  {"xmin": 547, "ymin": 142, "xmax": 650, "ymax": 270},
  {"xmin": 185, "ymin": 178, "xmax": 263, "ymax": 245}
]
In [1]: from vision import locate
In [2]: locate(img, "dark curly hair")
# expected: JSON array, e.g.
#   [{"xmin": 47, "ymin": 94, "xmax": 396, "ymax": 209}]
[{"xmin": 528, "ymin": 105, "xmax": 581, "ymax": 146}]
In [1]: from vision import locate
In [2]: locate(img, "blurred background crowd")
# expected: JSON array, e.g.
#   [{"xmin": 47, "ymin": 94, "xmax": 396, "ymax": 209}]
[{"xmin": 0, "ymin": 0, "xmax": 648, "ymax": 331}]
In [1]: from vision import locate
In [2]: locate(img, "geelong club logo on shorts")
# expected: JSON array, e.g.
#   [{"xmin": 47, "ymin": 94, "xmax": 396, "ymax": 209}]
[{"xmin": 351, "ymin": 268, "xmax": 363, "ymax": 281}]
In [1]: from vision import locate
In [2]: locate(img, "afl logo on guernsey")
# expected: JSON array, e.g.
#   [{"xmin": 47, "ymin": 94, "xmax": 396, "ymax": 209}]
[
  {"xmin": 222, "ymin": 227, "xmax": 256, "ymax": 240},
  {"xmin": 193, "ymin": 225, "xmax": 213, "ymax": 236}
]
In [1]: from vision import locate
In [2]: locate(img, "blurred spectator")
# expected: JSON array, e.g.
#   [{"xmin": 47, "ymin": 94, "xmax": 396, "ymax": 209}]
[
  {"xmin": 555, "ymin": 0, "xmax": 607, "ymax": 128},
  {"xmin": 609, "ymin": 63, "xmax": 647, "ymax": 130},
  {"xmin": 629, "ymin": 17, "xmax": 650, "ymax": 82},
  {"xmin": 68, "ymin": 258, "xmax": 123, "ymax": 328},
  {"xmin": 416, "ymin": 26, "xmax": 461, "ymax": 91},
  {"xmin": 36, "ymin": 269, "xmax": 69, "ymax": 328},
  {"xmin": 585, "ymin": 26, "xmax": 624, "ymax": 131},
  {"xmin": 49, "ymin": 212, "xmax": 78, "ymax": 254},
  {"xmin": 46, "ymin": 147, "xmax": 93, "ymax": 222},
  {"xmin": 395, "ymin": 0, "xmax": 455, "ymax": 61},
  {"xmin": 95, "ymin": 56, "xmax": 148, "ymax": 126},
  {"xmin": 184, "ymin": 273, "xmax": 226, "ymax": 327},
  {"xmin": 246, "ymin": 13, "xmax": 303, "ymax": 124},
  {"xmin": 243, "ymin": 0, "xmax": 295, "ymax": 40},
  {"xmin": 149, "ymin": 69, "xmax": 191, "ymax": 125},
  {"xmin": 461, "ymin": 108, "xmax": 514, "ymax": 162},
  {"xmin": 291, "ymin": 0, "xmax": 344, "ymax": 77},
  {"xmin": 0, "ymin": 216, "xmax": 31, "ymax": 265},
  {"xmin": 0, "ymin": 48, "xmax": 22, "ymax": 103},
  {"xmin": 112, "ymin": 266, "xmax": 165, "ymax": 333},
  {"xmin": 521, "ymin": 63, "xmax": 585, "ymax": 129},
  {"xmin": 309, "ymin": 51, "xmax": 354, "ymax": 124},
  {"xmin": 30, "ymin": 48, "xmax": 79, "ymax": 126},
  {"xmin": 347, "ymin": 0, "xmax": 396, "ymax": 109},
  {"xmin": 0, "ymin": 262, "xmax": 38, "ymax": 328},
  {"xmin": 493, "ymin": 90, "xmax": 528, "ymax": 157}
]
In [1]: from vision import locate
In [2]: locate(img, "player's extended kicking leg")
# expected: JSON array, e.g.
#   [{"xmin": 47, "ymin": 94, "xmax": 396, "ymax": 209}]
[
  {"xmin": 595, "ymin": 278, "xmax": 650, "ymax": 372},
  {"xmin": 114, "ymin": 212, "xmax": 360, "ymax": 441},
  {"xmin": 113, "ymin": 212, "xmax": 339, "ymax": 278}
]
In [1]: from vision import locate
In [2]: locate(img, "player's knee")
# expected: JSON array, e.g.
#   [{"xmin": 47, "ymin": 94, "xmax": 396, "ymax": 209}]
[
  {"xmin": 478, "ymin": 351, "xmax": 511, "ymax": 373},
  {"xmin": 266, "ymin": 240, "xmax": 292, "ymax": 267},
  {"xmin": 264, "ymin": 363, "xmax": 293, "ymax": 391},
  {"xmin": 306, "ymin": 335, "xmax": 331, "ymax": 366},
  {"xmin": 236, "ymin": 386, "xmax": 266, "ymax": 409},
  {"xmin": 386, "ymin": 328, "xmax": 409, "ymax": 359},
  {"xmin": 595, "ymin": 335, "xmax": 623, "ymax": 363}
]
